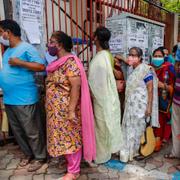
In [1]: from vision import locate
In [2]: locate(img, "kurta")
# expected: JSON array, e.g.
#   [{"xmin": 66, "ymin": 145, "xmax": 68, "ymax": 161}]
[
  {"xmin": 46, "ymin": 58, "xmax": 82, "ymax": 157},
  {"xmin": 88, "ymin": 50, "xmax": 123, "ymax": 164}
]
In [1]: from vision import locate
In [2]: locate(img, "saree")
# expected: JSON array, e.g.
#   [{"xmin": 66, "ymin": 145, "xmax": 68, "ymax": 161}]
[
  {"xmin": 120, "ymin": 63, "xmax": 159, "ymax": 162},
  {"xmin": 154, "ymin": 61, "xmax": 175, "ymax": 141},
  {"xmin": 88, "ymin": 50, "xmax": 123, "ymax": 164}
]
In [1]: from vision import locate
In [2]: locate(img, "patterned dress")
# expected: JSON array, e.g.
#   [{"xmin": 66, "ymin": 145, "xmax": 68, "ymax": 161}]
[{"xmin": 46, "ymin": 58, "xmax": 82, "ymax": 157}]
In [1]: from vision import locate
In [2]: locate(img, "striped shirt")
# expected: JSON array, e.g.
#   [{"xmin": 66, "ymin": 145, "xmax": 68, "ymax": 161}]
[{"xmin": 173, "ymin": 67, "xmax": 180, "ymax": 106}]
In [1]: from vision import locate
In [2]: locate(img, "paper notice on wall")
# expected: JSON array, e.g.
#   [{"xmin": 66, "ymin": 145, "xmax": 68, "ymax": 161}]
[
  {"xmin": 150, "ymin": 24, "xmax": 164, "ymax": 53},
  {"xmin": 106, "ymin": 18, "xmax": 126, "ymax": 54},
  {"xmin": 20, "ymin": 0, "xmax": 43, "ymax": 44},
  {"xmin": 127, "ymin": 18, "xmax": 149, "ymax": 63},
  {"xmin": 22, "ymin": 21, "xmax": 40, "ymax": 44}
]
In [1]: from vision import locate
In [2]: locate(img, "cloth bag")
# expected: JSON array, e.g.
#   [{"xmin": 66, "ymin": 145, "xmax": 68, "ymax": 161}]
[{"xmin": 140, "ymin": 117, "xmax": 156, "ymax": 157}]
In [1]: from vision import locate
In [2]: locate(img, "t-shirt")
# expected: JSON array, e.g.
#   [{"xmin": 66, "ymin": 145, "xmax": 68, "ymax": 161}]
[{"xmin": 0, "ymin": 42, "xmax": 45, "ymax": 105}]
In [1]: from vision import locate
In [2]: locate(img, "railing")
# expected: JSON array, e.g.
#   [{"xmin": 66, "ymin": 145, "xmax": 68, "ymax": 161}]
[{"xmin": 44, "ymin": 0, "xmax": 174, "ymax": 63}]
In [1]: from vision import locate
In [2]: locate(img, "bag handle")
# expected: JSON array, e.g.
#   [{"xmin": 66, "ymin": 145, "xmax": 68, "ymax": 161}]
[{"xmin": 145, "ymin": 116, "xmax": 151, "ymax": 128}]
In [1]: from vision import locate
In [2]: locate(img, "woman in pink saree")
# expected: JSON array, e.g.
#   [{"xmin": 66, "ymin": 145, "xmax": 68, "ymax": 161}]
[{"xmin": 46, "ymin": 31, "xmax": 96, "ymax": 180}]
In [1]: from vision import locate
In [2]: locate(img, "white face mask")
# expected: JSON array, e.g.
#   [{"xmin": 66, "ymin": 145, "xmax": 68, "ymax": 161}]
[{"xmin": 0, "ymin": 36, "xmax": 10, "ymax": 46}]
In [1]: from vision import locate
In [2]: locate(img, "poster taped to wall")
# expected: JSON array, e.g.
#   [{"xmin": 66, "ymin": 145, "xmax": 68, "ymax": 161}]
[
  {"xmin": 106, "ymin": 18, "xmax": 126, "ymax": 54},
  {"xmin": 127, "ymin": 18, "xmax": 149, "ymax": 63},
  {"xmin": 106, "ymin": 15, "xmax": 165, "ymax": 63},
  {"xmin": 150, "ymin": 24, "xmax": 164, "ymax": 53},
  {"xmin": 19, "ymin": 0, "xmax": 43, "ymax": 44}
]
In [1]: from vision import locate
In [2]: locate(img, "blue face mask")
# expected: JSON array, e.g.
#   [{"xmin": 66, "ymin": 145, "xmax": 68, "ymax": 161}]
[{"xmin": 151, "ymin": 57, "xmax": 164, "ymax": 67}]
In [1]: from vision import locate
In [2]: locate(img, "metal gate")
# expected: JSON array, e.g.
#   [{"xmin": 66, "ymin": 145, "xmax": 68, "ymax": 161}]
[{"xmin": 44, "ymin": 0, "xmax": 174, "ymax": 64}]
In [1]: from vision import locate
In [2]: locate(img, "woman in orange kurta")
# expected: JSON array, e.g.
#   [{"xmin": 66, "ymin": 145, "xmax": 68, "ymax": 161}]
[
  {"xmin": 46, "ymin": 31, "xmax": 96, "ymax": 180},
  {"xmin": 46, "ymin": 32, "xmax": 82, "ymax": 180}
]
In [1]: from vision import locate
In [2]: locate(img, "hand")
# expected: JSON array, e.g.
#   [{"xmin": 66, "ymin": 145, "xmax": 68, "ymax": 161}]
[
  {"xmin": 177, "ymin": 134, "xmax": 180, "ymax": 140},
  {"xmin": 114, "ymin": 54, "xmax": 125, "ymax": 62},
  {"xmin": 158, "ymin": 81, "xmax": 165, "ymax": 89},
  {"xmin": 145, "ymin": 105, "xmax": 152, "ymax": 117},
  {"xmin": 9, "ymin": 57, "xmax": 22, "ymax": 66},
  {"xmin": 67, "ymin": 110, "xmax": 76, "ymax": 120},
  {"xmin": 116, "ymin": 80, "xmax": 125, "ymax": 92}
]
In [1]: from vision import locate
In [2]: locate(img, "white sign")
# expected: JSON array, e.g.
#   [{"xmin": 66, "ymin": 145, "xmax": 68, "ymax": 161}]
[
  {"xmin": 20, "ymin": 0, "xmax": 43, "ymax": 44},
  {"xmin": 127, "ymin": 18, "xmax": 149, "ymax": 63},
  {"xmin": 150, "ymin": 24, "xmax": 164, "ymax": 53},
  {"xmin": 106, "ymin": 18, "xmax": 126, "ymax": 54}
]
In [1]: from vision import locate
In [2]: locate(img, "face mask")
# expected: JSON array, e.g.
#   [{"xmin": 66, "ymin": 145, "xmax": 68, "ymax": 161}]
[
  {"xmin": 127, "ymin": 56, "xmax": 139, "ymax": 66},
  {"xmin": 151, "ymin": 57, "xmax": 164, "ymax": 67},
  {"xmin": 48, "ymin": 45, "xmax": 58, "ymax": 56},
  {"xmin": 0, "ymin": 36, "xmax": 9, "ymax": 46}
]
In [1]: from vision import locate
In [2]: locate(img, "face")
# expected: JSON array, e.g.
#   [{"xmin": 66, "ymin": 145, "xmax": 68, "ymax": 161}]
[
  {"xmin": 152, "ymin": 50, "xmax": 164, "ymax": 67},
  {"xmin": 127, "ymin": 49, "xmax": 141, "ymax": 66},
  {"xmin": 0, "ymin": 27, "xmax": 10, "ymax": 46},
  {"xmin": 153, "ymin": 50, "xmax": 164, "ymax": 58},
  {"xmin": 93, "ymin": 35, "xmax": 99, "ymax": 47},
  {"xmin": 47, "ymin": 36, "xmax": 60, "ymax": 56},
  {"xmin": 163, "ymin": 49, "xmax": 168, "ymax": 56}
]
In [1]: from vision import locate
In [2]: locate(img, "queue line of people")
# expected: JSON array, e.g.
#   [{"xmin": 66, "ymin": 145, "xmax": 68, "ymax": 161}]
[{"xmin": 0, "ymin": 20, "xmax": 179, "ymax": 180}]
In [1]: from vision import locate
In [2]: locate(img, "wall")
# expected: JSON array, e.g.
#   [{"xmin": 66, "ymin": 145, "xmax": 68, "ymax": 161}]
[{"xmin": 0, "ymin": 0, "xmax": 5, "ymax": 20}]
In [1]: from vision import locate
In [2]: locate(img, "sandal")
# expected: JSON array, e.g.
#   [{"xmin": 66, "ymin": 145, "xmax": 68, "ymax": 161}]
[
  {"xmin": 164, "ymin": 153, "xmax": 177, "ymax": 159},
  {"xmin": 59, "ymin": 173, "xmax": 80, "ymax": 180},
  {"xmin": 162, "ymin": 139, "xmax": 168, "ymax": 146},
  {"xmin": 27, "ymin": 160, "xmax": 44, "ymax": 172},
  {"xmin": 19, "ymin": 156, "xmax": 32, "ymax": 167}
]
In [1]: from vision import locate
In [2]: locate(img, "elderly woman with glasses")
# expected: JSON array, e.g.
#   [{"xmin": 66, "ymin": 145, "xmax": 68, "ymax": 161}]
[{"xmin": 120, "ymin": 47, "xmax": 159, "ymax": 162}]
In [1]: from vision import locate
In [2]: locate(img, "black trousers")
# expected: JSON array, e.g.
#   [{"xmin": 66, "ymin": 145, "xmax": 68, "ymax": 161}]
[{"xmin": 5, "ymin": 103, "xmax": 46, "ymax": 160}]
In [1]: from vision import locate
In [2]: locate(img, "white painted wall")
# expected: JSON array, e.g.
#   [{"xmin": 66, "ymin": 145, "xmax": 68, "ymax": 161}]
[
  {"xmin": 174, "ymin": 13, "xmax": 179, "ymax": 45},
  {"xmin": 0, "ymin": 0, "xmax": 5, "ymax": 20}
]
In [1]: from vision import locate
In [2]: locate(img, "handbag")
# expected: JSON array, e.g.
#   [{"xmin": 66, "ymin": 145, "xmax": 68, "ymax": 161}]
[
  {"xmin": 114, "ymin": 63, "xmax": 125, "ymax": 93},
  {"xmin": 139, "ymin": 117, "xmax": 156, "ymax": 157}
]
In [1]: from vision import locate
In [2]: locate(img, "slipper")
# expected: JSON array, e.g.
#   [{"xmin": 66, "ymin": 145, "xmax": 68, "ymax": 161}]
[
  {"xmin": 162, "ymin": 139, "xmax": 169, "ymax": 147},
  {"xmin": 27, "ymin": 160, "xmax": 44, "ymax": 172},
  {"xmin": 59, "ymin": 173, "xmax": 80, "ymax": 180},
  {"xmin": 19, "ymin": 156, "xmax": 32, "ymax": 167},
  {"xmin": 164, "ymin": 153, "xmax": 177, "ymax": 159}
]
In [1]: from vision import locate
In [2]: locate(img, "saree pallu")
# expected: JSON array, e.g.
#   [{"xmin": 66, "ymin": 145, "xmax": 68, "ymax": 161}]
[{"xmin": 154, "ymin": 62, "xmax": 175, "ymax": 141}]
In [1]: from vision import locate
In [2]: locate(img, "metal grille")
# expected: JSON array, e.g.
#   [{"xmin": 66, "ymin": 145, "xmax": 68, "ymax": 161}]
[{"xmin": 45, "ymin": 0, "xmax": 174, "ymax": 64}]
